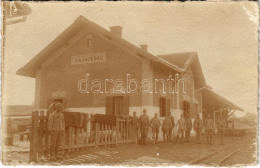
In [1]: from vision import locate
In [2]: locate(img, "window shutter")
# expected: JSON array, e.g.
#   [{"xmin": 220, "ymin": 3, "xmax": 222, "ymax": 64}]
[
  {"xmin": 123, "ymin": 95, "xmax": 129, "ymax": 115},
  {"xmin": 183, "ymin": 101, "xmax": 186, "ymax": 118},
  {"xmin": 166, "ymin": 98, "xmax": 171, "ymax": 116},
  {"xmin": 187, "ymin": 102, "xmax": 190, "ymax": 117},
  {"xmin": 106, "ymin": 96, "xmax": 113, "ymax": 115},
  {"xmin": 160, "ymin": 98, "xmax": 162, "ymax": 117}
]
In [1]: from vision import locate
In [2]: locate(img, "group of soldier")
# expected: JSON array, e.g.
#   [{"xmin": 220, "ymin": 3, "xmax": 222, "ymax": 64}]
[
  {"xmin": 131, "ymin": 109, "xmax": 226, "ymax": 145},
  {"xmin": 46, "ymin": 103, "xmax": 226, "ymax": 161}
]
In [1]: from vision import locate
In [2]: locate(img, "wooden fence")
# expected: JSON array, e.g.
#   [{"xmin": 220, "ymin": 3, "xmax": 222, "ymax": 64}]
[{"xmin": 29, "ymin": 110, "xmax": 136, "ymax": 162}]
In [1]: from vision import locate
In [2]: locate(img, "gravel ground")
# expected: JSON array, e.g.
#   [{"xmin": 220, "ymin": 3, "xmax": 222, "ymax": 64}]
[{"xmin": 2, "ymin": 133, "xmax": 257, "ymax": 166}]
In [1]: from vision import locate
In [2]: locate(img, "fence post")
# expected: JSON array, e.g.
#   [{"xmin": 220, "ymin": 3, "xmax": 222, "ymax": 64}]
[
  {"xmin": 68, "ymin": 126, "xmax": 72, "ymax": 153},
  {"xmin": 29, "ymin": 110, "xmax": 39, "ymax": 163},
  {"xmin": 85, "ymin": 113, "xmax": 89, "ymax": 146},
  {"xmin": 95, "ymin": 123, "xmax": 99, "ymax": 147},
  {"xmin": 115, "ymin": 117, "xmax": 119, "ymax": 146}
]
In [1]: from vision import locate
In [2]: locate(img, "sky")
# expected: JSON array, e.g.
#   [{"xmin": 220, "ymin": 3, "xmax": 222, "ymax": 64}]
[{"xmin": 3, "ymin": 1, "xmax": 259, "ymax": 116}]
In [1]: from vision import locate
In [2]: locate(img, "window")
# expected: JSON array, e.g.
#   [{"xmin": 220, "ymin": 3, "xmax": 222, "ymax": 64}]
[
  {"xmin": 160, "ymin": 98, "xmax": 166, "ymax": 117},
  {"xmin": 87, "ymin": 39, "xmax": 93, "ymax": 48},
  {"xmin": 160, "ymin": 97, "xmax": 170, "ymax": 117},
  {"xmin": 113, "ymin": 96, "xmax": 123, "ymax": 116},
  {"xmin": 106, "ymin": 96, "xmax": 129, "ymax": 116},
  {"xmin": 183, "ymin": 101, "xmax": 190, "ymax": 118}
]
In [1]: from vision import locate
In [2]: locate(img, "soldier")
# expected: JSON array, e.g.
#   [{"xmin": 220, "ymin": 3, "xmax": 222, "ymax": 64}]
[
  {"xmin": 175, "ymin": 114, "xmax": 186, "ymax": 144},
  {"xmin": 139, "ymin": 109, "xmax": 149, "ymax": 145},
  {"xmin": 150, "ymin": 113, "xmax": 161, "ymax": 144},
  {"xmin": 48, "ymin": 103, "xmax": 65, "ymax": 160},
  {"xmin": 169, "ymin": 115, "xmax": 175, "ymax": 142},
  {"xmin": 185, "ymin": 113, "xmax": 192, "ymax": 142},
  {"xmin": 193, "ymin": 113, "xmax": 203, "ymax": 144},
  {"xmin": 204, "ymin": 114, "xmax": 214, "ymax": 144},
  {"xmin": 162, "ymin": 115, "xmax": 172, "ymax": 143},
  {"xmin": 217, "ymin": 114, "xmax": 225, "ymax": 145},
  {"xmin": 132, "ymin": 111, "xmax": 139, "ymax": 144},
  {"xmin": 6, "ymin": 117, "xmax": 13, "ymax": 146},
  {"xmin": 39, "ymin": 110, "xmax": 45, "ymax": 146}
]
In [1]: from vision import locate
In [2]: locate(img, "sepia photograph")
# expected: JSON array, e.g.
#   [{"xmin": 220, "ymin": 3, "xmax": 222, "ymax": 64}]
[{"xmin": 1, "ymin": 1, "xmax": 259, "ymax": 166}]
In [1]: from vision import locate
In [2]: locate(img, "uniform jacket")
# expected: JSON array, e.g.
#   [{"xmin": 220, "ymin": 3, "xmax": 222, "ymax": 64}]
[
  {"xmin": 132, "ymin": 116, "xmax": 139, "ymax": 128},
  {"xmin": 205, "ymin": 118, "xmax": 214, "ymax": 130},
  {"xmin": 48, "ymin": 111, "xmax": 65, "ymax": 131},
  {"xmin": 162, "ymin": 118, "xmax": 172, "ymax": 130},
  {"xmin": 139, "ymin": 114, "xmax": 149, "ymax": 127},
  {"xmin": 193, "ymin": 118, "xmax": 203, "ymax": 132},
  {"xmin": 177, "ymin": 118, "xmax": 186, "ymax": 130},
  {"xmin": 151, "ymin": 117, "xmax": 161, "ymax": 128},
  {"xmin": 170, "ymin": 116, "xmax": 175, "ymax": 128},
  {"xmin": 185, "ymin": 117, "xmax": 192, "ymax": 130}
]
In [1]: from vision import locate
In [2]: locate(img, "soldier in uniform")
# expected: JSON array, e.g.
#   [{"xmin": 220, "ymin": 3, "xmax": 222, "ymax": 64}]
[
  {"xmin": 193, "ymin": 113, "xmax": 203, "ymax": 144},
  {"xmin": 150, "ymin": 113, "xmax": 161, "ymax": 144},
  {"xmin": 139, "ymin": 109, "xmax": 149, "ymax": 145},
  {"xmin": 6, "ymin": 117, "xmax": 13, "ymax": 146},
  {"xmin": 217, "ymin": 113, "xmax": 225, "ymax": 145},
  {"xmin": 48, "ymin": 103, "xmax": 65, "ymax": 160},
  {"xmin": 204, "ymin": 114, "xmax": 214, "ymax": 144},
  {"xmin": 185, "ymin": 113, "xmax": 192, "ymax": 142},
  {"xmin": 175, "ymin": 114, "xmax": 186, "ymax": 144},
  {"xmin": 132, "ymin": 111, "xmax": 139, "ymax": 144},
  {"xmin": 169, "ymin": 115, "xmax": 175, "ymax": 142},
  {"xmin": 39, "ymin": 110, "xmax": 45, "ymax": 146},
  {"xmin": 162, "ymin": 115, "xmax": 172, "ymax": 143}
]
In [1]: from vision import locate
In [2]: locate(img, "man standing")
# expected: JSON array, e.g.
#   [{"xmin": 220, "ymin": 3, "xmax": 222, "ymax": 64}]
[
  {"xmin": 150, "ymin": 113, "xmax": 161, "ymax": 144},
  {"xmin": 169, "ymin": 115, "xmax": 175, "ymax": 142},
  {"xmin": 193, "ymin": 114, "xmax": 203, "ymax": 144},
  {"xmin": 132, "ymin": 111, "xmax": 139, "ymax": 144},
  {"xmin": 185, "ymin": 113, "xmax": 192, "ymax": 142},
  {"xmin": 205, "ymin": 114, "xmax": 214, "ymax": 144},
  {"xmin": 217, "ymin": 114, "xmax": 225, "ymax": 145},
  {"xmin": 39, "ymin": 110, "xmax": 45, "ymax": 146},
  {"xmin": 48, "ymin": 103, "xmax": 65, "ymax": 160},
  {"xmin": 139, "ymin": 109, "xmax": 149, "ymax": 145},
  {"xmin": 162, "ymin": 115, "xmax": 172, "ymax": 143},
  {"xmin": 175, "ymin": 114, "xmax": 186, "ymax": 144},
  {"xmin": 6, "ymin": 117, "xmax": 13, "ymax": 146}
]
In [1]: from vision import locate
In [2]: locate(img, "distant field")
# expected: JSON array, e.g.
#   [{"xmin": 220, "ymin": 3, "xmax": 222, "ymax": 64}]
[{"xmin": 4, "ymin": 105, "xmax": 34, "ymax": 117}]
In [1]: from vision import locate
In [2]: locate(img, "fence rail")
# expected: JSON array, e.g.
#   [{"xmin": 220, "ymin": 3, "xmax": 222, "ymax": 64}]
[{"xmin": 29, "ymin": 111, "xmax": 135, "ymax": 162}]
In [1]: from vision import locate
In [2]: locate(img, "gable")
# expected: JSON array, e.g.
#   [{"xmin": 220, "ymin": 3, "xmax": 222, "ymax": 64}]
[
  {"xmin": 43, "ymin": 28, "xmax": 143, "ymax": 73},
  {"xmin": 157, "ymin": 52, "xmax": 206, "ymax": 89},
  {"xmin": 16, "ymin": 16, "xmax": 182, "ymax": 78},
  {"xmin": 157, "ymin": 52, "xmax": 192, "ymax": 69}
]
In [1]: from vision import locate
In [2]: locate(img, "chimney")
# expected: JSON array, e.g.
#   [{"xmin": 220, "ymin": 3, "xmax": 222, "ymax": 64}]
[
  {"xmin": 109, "ymin": 26, "xmax": 123, "ymax": 37},
  {"xmin": 140, "ymin": 44, "xmax": 148, "ymax": 52}
]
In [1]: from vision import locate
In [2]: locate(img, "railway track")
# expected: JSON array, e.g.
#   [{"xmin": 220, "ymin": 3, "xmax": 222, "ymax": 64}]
[{"xmin": 189, "ymin": 145, "xmax": 242, "ymax": 166}]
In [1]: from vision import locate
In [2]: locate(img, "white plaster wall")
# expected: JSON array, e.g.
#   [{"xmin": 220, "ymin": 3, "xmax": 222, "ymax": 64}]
[{"xmin": 34, "ymin": 69, "xmax": 42, "ymax": 109}]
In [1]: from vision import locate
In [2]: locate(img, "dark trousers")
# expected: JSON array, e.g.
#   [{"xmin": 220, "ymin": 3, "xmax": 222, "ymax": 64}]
[
  {"xmin": 132, "ymin": 126, "xmax": 138, "ymax": 144},
  {"xmin": 185, "ymin": 129, "xmax": 191, "ymax": 142},
  {"xmin": 176, "ymin": 129, "xmax": 185, "ymax": 143},
  {"xmin": 141, "ymin": 125, "xmax": 148, "ymax": 145},
  {"xmin": 206, "ymin": 129, "xmax": 213, "ymax": 144},
  {"xmin": 162, "ymin": 128, "xmax": 170, "ymax": 142},
  {"xmin": 152, "ymin": 127, "xmax": 159, "ymax": 143},
  {"xmin": 195, "ymin": 130, "xmax": 202, "ymax": 143},
  {"xmin": 169, "ymin": 127, "xmax": 175, "ymax": 141},
  {"xmin": 50, "ymin": 130, "xmax": 63, "ymax": 157}
]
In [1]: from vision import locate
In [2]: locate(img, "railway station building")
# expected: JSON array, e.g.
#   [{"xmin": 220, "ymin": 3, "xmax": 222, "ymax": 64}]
[{"xmin": 17, "ymin": 16, "xmax": 243, "ymax": 129}]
